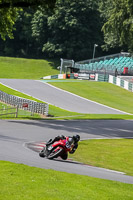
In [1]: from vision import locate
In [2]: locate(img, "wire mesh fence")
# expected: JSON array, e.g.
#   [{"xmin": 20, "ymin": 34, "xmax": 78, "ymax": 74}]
[{"xmin": 0, "ymin": 91, "xmax": 49, "ymax": 116}]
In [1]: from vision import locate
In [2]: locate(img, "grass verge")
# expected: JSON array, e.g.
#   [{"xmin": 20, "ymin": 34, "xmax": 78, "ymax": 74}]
[
  {"xmin": 0, "ymin": 161, "xmax": 133, "ymax": 200},
  {"xmin": 69, "ymin": 139, "xmax": 133, "ymax": 176},
  {"xmin": 0, "ymin": 57, "xmax": 59, "ymax": 79}
]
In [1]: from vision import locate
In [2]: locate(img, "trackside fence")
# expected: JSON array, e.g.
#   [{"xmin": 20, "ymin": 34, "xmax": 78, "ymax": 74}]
[
  {"xmin": 0, "ymin": 106, "xmax": 18, "ymax": 118},
  {"xmin": 0, "ymin": 91, "xmax": 49, "ymax": 116},
  {"xmin": 108, "ymin": 75, "xmax": 133, "ymax": 92}
]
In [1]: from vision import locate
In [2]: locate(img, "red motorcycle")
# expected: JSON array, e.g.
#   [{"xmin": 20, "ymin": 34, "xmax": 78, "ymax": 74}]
[{"xmin": 39, "ymin": 137, "xmax": 74, "ymax": 160}]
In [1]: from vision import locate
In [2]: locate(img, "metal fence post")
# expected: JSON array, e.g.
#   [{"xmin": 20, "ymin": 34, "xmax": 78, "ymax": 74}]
[{"xmin": 16, "ymin": 105, "xmax": 18, "ymax": 118}]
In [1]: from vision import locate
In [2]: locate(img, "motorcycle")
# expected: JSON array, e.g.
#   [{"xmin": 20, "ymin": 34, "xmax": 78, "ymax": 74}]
[{"xmin": 39, "ymin": 137, "xmax": 74, "ymax": 160}]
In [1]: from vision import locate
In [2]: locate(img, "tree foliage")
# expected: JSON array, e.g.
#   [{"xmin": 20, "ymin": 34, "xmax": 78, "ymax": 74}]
[
  {"xmin": 0, "ymin": 5, "xmax": 17, "ymax": 39},
  {"xmin": 101, "ymin": 0, "xmax": 133, "ymax": 52},
  {"xmin": 42, "ymin": 0, "xmax": 103, "ymax": 60},
  {"xmin": 31, "ymin": 7, "xmax": 51, "ymax": 55},
  {"xmin": 1, "ymin": 0, "xmax": 133, "ymax": 60},
  {"xmin": 0, "ymin": 0, "xmax": 103, "ymax": 60},
  {"xmin": 0, "ymin": 0, "xmax": 56, "ymax": 40}
]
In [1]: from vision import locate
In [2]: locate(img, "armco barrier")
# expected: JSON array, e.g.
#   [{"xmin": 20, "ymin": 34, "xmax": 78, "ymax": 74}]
[
  {"xmin": 42, "ymin": 74, "xmax": 66, "ymax": 79},
  {"xmin": 109, "ymin": 75, "xmax": 133, "ymax": 92},
  {"xmin": 0, "ymin": 91, "xmax": 49, "ymax": 116},
  {"xmin": 95, "ymin": 74, "xmax": 109, "ymax": 82}
]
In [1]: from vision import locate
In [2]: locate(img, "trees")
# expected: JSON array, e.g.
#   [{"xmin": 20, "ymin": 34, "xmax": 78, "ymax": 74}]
[
  {"xmin": 0, "ymin": 9, "xmax": 35, "ymax": 57},
  {"xmin": 31, "ymin": 8, "xmax": 51, "ymax": 56},
  {"xmin": 1, "ymin": 0, "xmax": 133, "ymax": 59},
  {"xmin": 42, "ymin": 0, "xmax": 103, "ymax": 60},
  {"xmin": 0, "ymin": 5, "xmax": 17, "ymax": 40},
  {"xmin": 0, "ymin": 0, "xmax": 56, "ymax": 40},
  {"xmin": 101, "ymin": 0, "xmax": 133, "ymax": 52},
  {"xmin": 0, "ymin": 0, "xmax": 103, "ymax": 60},
  {"xmin": 0, "ymin": 0, "xmax": 56, "ymax": 9}
]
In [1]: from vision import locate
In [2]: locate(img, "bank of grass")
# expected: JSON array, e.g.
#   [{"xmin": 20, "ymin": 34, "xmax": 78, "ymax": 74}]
[
  {"xmin": 50, "ymin": 81, "xmax": 133, "ymax": 115},
  {"xmin": 69, "ymin": 139, "xmax": 133, "ymax": 176},
  {"xmin": 0, "ymin": 56, "xmax": 59, "ymax": 79},
  {"xmin": 0, "ymin": 161, "xmax": 133, "ymax": 200}
]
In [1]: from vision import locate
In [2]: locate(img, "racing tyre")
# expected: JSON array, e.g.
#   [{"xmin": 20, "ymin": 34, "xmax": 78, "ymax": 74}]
[
  {"xmin": 39, "ymin": 149, "xmax": 46, "ymax": 158},
  {"xmin": 47, "ymin": 148, "xmax": 64, "ymax": 159}
]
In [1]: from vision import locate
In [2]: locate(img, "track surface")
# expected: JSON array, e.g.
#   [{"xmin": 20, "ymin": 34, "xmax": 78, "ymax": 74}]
[
  {"xmin": 0, "ymin": 79, "xmax": 133, "ymax": 184},
  {"xmin": 0, "ymin": 79, "xmax": 128, "ymax": 114},
  {"xmin": 0, "ymin": 119, "xmax": 133, "ymax": 184}
]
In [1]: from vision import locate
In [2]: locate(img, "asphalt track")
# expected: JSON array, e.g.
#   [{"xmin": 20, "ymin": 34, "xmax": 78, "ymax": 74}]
[
  {"xmin": 0, "ymin": 79, "xmax": 129, "ymax": 114},
  {"xmin": 0, "ymin": 119, "xmax": 133, "ymax": 184},
  {"xmin": 0, "ymin": 79, "xmax": 133, "ymax": 184}
]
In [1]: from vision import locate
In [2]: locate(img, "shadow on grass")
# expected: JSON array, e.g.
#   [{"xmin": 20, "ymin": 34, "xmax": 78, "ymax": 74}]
[{"xmin": 46, "ymin": 58, "xmax": 60, "ymax": 70}]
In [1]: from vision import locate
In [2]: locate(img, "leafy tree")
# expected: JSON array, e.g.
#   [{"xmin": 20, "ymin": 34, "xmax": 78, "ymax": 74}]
[
  {"xmin": 31, "ymin": 7, "xmax": 51, "ymax": 56},
  {"xmin": 0, "ymin": 0, "xmax": 56, "ymax": 9},
  {"xmin": 0, "ymin": 0, "xmax": 56, "ymax": 40},
  {"xmin": 0, "ymin": 9, "xmax": 37, "ymax": 57},
  {"xmin": 13, "ymin": 10, "xmax": 35, "ymax": 56},
  {"xmin": 0, "ymin": 5, "xmax": 17, "ymax": 40},
  {"xmin": 0, "ymin": 0, "xmax": 106, "ymax": 60},
  {"xmin": 101, "ymin": 0, "xmax": 133, "ymax": 52},
  {"xmin": 42, "ymin": 0, "xmax": 103, "ymax": 60}
]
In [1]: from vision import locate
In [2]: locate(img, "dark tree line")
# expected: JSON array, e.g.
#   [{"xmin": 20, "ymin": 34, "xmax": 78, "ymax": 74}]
[{"xmin": 0, "ymin": 0, "xmax": 132, "ymax": 61}]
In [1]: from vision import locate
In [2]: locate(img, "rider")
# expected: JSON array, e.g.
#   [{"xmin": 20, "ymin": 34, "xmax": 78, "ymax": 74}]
[{"xmin": 46, "ymin": 134, "xmax": 80, "ymax": 160}]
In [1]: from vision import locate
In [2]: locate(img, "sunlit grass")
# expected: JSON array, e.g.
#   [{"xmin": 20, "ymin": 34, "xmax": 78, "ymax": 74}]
[
  {"xmin": 0, "ymin": 56, "xmax": 59, "ymax": 79},
  {"xmin": 0, "ymin": 161, "xmax": 133, "ymax": 200},
  {"xmin": 69, "ymin": 139, "xmax": 133, "ymax": 176}
]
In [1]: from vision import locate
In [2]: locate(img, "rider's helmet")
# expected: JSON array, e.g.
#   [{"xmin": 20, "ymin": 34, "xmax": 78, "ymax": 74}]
[
  {"xmin": 68, "ymin": 137, "xmax": 74, "ymax": 145},
  {"xmin": 73, "ymin": 135, "xmax": 80, "ymax": 142}
]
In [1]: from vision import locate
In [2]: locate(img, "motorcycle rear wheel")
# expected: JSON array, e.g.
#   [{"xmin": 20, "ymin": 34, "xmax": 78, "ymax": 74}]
[{"xmin": 47, "ymin": 148, "xmax": 64, "ymax": 159}]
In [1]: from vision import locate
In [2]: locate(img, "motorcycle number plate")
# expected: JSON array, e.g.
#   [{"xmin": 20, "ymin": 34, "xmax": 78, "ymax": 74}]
[
  {"xmin": 48, "ymin": 145, "xmax": 53, "ymax": 151},
  {"xmin": 66, "ymin": 141, "xmax": 71, "ymax": 149}
]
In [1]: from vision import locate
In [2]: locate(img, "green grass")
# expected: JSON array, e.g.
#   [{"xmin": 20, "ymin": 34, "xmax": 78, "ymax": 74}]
[
  {"xmin": 0, "ymin": 161, "xmax": 133, "ymax": 200},
  {"xmin": 50, "ymin": 81, "xmax": 133, "ymax": 114},
  {"xmin": 69, "ymin": 139, "xmax": 133, "ymax": 176},
  {"xmin": 0, "ymin": 57, "xmax": 59, "ymax": 79}
]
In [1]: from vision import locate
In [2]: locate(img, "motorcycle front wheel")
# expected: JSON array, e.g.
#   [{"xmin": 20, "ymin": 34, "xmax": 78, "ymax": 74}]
[
  {"xmin": 39, "ymin": 147, "xmax": 46, "ymax": 158},
  {"xmin": 47, "ymin": 148, "xmax": 64, "ymax": 159}
]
